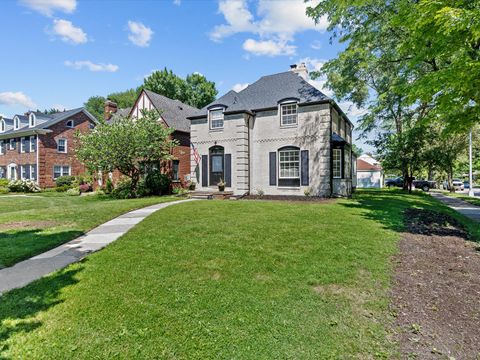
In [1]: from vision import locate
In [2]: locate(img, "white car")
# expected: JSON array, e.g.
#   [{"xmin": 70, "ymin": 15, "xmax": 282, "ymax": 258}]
[{"xmin": 444, "ymin": 179, "xmax": 464, "ymax": 191}]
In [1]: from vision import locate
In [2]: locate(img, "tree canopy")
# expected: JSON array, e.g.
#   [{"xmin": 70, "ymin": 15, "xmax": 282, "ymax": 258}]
[
  {"xmin": 144, "ymin": 68, "xmax": 217, "ymax": 108},
  {"xmin": 75, "ymin": 110, "xmax": 178, "ymax": 191}
]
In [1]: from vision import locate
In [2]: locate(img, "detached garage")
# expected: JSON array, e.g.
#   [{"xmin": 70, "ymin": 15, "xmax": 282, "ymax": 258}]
[{"xmin": 356, "ymin": 157, "xmax": 383, "ymax": 188}]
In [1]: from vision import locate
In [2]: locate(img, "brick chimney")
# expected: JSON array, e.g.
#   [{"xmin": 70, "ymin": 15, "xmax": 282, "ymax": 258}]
[
  {"xmin": 290, "ymin": 62, "xmax": 308, "ymax": 80},
  {"xmin": 104, "ymin": 100, "xmax": 118, "ymax": 120}
]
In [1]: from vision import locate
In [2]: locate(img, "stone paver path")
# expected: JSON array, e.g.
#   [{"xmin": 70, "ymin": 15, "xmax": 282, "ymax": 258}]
[
  {"xmin": 430, "ymin": 192, "xmax": 480, "ymax": 222},
  {"xmin": 0, "ymin": 199, "xmax": 195, "ymax": 295}
]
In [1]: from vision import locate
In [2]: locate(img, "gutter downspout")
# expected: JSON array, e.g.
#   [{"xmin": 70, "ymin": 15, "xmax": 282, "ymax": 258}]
[{"xmin": 247, "ymin": 113, "xmax": 252, "ymax": 196}]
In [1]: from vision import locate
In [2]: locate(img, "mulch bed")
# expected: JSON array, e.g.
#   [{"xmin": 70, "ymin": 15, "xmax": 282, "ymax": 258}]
[
  {"xmin": 391, "ymin": 208, "xmax": 480, "ymax": 359},
  {"xmin": 242, "ymin": 195, "xmax": 334, "ymax": 202}
]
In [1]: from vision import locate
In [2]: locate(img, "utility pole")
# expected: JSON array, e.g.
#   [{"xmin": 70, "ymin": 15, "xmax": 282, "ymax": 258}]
[{"xmin": 469, "ymin": 128, "xmax": 475, "ymax": 197}]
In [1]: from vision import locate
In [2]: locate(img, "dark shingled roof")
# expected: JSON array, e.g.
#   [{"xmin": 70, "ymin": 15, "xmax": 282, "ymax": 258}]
[
  {"xmin": 143, "ymin": 90, "xmax": 198, "ymax": 133},
  {"xmin": 0, "ymin": 108, "xmax": 96, "ymax": 138},
  {"xmin": 190, "ymin": 71, "xmax": 330, "ymax": 118}
]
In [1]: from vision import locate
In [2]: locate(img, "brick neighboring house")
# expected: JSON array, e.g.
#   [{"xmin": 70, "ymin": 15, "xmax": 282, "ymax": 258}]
[
  {"xmin": 105, "ymin": 89, "xmax": 198, "ymax": 185},
  {"xmin": 0, "ymin": 108, "xmax": 97, "ymax": 188}
]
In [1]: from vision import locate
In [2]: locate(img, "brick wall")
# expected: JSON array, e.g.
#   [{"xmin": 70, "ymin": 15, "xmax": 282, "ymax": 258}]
[
  {"xmin": 0, "ymin": 137, "xmax": 37, "ymax": 179},
  {"xmin": 38, "ymin": 112, "xmax": 94, "ymax": 188}
]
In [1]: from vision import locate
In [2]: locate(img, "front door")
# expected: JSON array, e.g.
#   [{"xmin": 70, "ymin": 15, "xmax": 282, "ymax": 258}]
[{"xmin": 209, "ymin": 146, "xmax": 224, "ymax": 186}]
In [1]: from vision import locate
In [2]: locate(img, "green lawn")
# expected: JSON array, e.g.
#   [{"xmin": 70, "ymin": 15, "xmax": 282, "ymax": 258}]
[
  {"xmin": 447, "ymin": 191, "xmax": 480, "ymax": 207},
  {"xmin": 0, "ymin": 190, "xmax": 478, "ymax": 359},
  {"xmin": 0, "ymin": 193, "xmax": 176, "ymax": 268}
]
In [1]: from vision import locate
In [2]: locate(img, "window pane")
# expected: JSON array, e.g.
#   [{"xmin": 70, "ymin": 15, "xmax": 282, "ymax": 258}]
[
  {"xmin": 212, "ymin": 156, "xmax": 223, "ymax": 172},
  {"xmin": 62, "ymin": 166, "xmax": 70, "ymax": 175},
  {"xmin": 281, "ymin": 104, "xmax": 298, "ymax": 126},
  {"xmin": 279, "ymin": 149, "xmax": 300, "ymax": 179}
]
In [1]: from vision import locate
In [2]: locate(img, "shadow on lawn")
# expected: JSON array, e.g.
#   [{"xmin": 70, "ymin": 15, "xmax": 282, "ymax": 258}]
[
  {"xmin": 0, "ymin": 266, "xmax": 84, "ymax": 358},
  {"xmin": 341, "ymin": 190, "xmax": 435, "ymax": 233},
  {"xmin": 0, "ymin": 229, "xmax": 84, "ymax": 269}
]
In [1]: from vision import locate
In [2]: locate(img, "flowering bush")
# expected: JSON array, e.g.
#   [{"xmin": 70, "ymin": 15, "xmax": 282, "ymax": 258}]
[
  {"xmin": 79, "ymin": 183, "xmax": 91, "ymax": 193},
  {"xmin": 66, "ymin": 188, "xmax": 80, "ymax": 196},
  {"xmin": 8, "ymin": 179, "xmax": 41, "ymax": 193}
]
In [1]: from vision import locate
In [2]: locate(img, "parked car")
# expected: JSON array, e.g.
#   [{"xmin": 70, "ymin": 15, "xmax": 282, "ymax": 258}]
[
  {"xmin": 443, "ymin": 179, "xmax": 464, "ymax": 191},
  {"xmin": 464, "ymin": 181, "xmax": 470, "ymax": 189},
  {"xmin": 413, "ymin": 179, "xmax": 437, "ymax": 192},
  {"xmin": 385, "ymin": 177, "xmax": 404, "ymax": 188}
]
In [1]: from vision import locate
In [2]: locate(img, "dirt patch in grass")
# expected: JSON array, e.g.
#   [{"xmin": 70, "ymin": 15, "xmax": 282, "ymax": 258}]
[
  {"xmin": 243, "ymin": 195, "xmax": 335, "ymax": 203},
  {"xmin": 0, "ymin": 220, "xmax": 60, "ymax": 232},
  {"xmin": 391, "ymin": 209, "xmax": 480, "ymax": 359}
]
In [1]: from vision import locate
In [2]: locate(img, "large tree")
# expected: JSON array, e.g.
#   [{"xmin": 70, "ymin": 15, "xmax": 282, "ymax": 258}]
[
  {"xmin": 108, "ymin": 88, "xmax": 142, "ymax": 109},
  {"xmin": 84, "ymin": 95, "xmax": 106, "ymax": 122},
  {"xmin": 144, "ymin": 68, "xmax": 217, "ymax": 108},
  {"xmin": 75, "ymin": 110, "xmax": 178, "ymax": 192}
]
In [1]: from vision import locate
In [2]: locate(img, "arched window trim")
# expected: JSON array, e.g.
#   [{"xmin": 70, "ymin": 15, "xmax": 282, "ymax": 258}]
[
  {"xmin": 14, "ymin": 116, "xmax": 20, "ymax": 130},
  {"xmin": 66, "ymin": 119, "xmax": 74, "ymax": 128},
  {"xmin": 29, "ymin": 113, "xmax": 36, "ymax": 128}
]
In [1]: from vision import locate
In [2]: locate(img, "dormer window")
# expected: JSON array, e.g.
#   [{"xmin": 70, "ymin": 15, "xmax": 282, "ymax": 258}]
[
  {"xmin": 29, "ymin": 113, "xmax": 36, "ymax": 127},
  {"xmin": 209, "ymin": 108, "xmax": 224, "ymax": 130},
  {"xmin": 14, "ymin": 116, "xmax": 20, "ymax": 130},
  {"xmin": 280, "ymin": 102, "xmax": 298, "ymax": 126},
  {"xmin": 66, "ymin": 120, "xmax": 74, "ymax": 128},
  {"xmin": 0, "ymin": 119, "xmax": 5, "ymax": 133}
]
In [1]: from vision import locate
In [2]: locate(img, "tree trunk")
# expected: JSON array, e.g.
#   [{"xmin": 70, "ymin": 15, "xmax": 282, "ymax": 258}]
[{"xmin": 448, "ymin": 166, "xmax": 454, "ymax": 193}]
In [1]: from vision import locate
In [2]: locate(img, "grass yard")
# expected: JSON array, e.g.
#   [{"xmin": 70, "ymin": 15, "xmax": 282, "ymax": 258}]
[
  {"xmin": 0, "ymin": 190, "xmax": 478, "ymax": 359},
  {"xmin": 0, "ymin": 193, "xmax": 176, "ymax": 268},
  {"xmin": 447, "ymin": 191, "xmax": 480, "ymax": 207}
]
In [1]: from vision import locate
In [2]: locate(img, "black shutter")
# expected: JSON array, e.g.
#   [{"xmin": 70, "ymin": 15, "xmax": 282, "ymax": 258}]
[
  {"xmin": 25, "ymin": 165, "xmax": 30, "ymax": 180},
  {"xmin": 201, "ymin": 155, "xmax": 208, "ymax": 187},
  {"xmin": 301, "ymin": 150, "xmax": 309, "ymax": 186},
  {"xmin": 269, "ymin": 152, "xmax": 277, "ymax": 186},
  {"xmin": 224, "ymin": 154, "xmax": 231, "ymax": 187}
]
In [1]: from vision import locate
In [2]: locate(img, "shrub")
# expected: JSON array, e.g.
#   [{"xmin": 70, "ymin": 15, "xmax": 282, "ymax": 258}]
[
  {"xmin": 0, "ymin": 179, "xmax": 9, "ymax": 187},
  {"xmin": 136, "ymin": 179, "xmax": 151, "ymax": 198},
  {"xmin": 187, "ymin": 181, "xmax": 196, "ymax": 191},
  {"xmin": 145, "ymin": 170, "xmax": 171, "ymax": 195},
  {"xmin": 55, "ymin": 176, "xmax": 76, "ymax": 188},
  {"xmin": 304, "ymin": 187, "xmax": 312, "ymax": 197},
  {"xmin": 105, "ymin": 178, "xmax": 114, "ymax": 194},
  {"xmin": 55, "ymin": 185, "xmax": 71, "ymax": 192},
  {"xmin": 79, "ymin": 183, "xmax": 92, "ymax": 193},
  {"xmin": 8, "ymin": 179, "xmax": 41, "ymax": 193},
  {"xmin": 0, "ymin": 187, "xmax": 9, "ymax": 194},
  {"xmin": 111, "ymin": 177, "xmax": 136, "ymax": 199},
  {"xmin": 66, "ymin": 188, "xmax": 80, "ymax": 196}
]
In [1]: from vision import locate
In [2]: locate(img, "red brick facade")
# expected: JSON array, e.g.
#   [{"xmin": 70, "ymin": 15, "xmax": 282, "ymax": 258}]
[{"xmin": 0, "ymin": 111, "xmax": 95, "ymax": 188}]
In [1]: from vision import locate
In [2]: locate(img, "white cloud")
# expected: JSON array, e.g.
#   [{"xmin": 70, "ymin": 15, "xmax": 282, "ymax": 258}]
[
  {"xmin": 173, "ymin": 0, "xmax": 181, "ymax": 5},
  {"xmin": 64, "ymin": 60, "xmax": 119, "ymax": 72},
  {"xmin": 243, "ymin": 38, "xmax": 295, "ymax": 56},
  {"xmin": 51, "ymin": 19, "xmax": 87, "ymax": 44},
  {"xmin": 210, "ymin": 0, "xmax": 327, "ymax": 56},
  {"xmin": 232, "ymin": 83, "xmax": 249, "ymax": 92},
  {"xmin": 20, "ymin": 0, "xmax": 76, "ymax": 16},
  {"xmin": 0, "ymin": 92, "xmax": 36, "ymax": 108},
  {"xmin": 127, "ymin": 21, "xmax": 153, "ymax": 47}
]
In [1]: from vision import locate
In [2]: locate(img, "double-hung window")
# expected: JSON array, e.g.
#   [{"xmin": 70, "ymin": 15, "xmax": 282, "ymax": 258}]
[
  {"xmin": 30, "ymin": 136, "xmax": 36, "ymax": 152},
  {"xmin": 280, "ymin": 103, "xmax": 298, "ymax": 126},
  {"xmin": 333, "ymin": 148, "xmax": 342, "ymax": 178},
  {"xmin": 30, "ymin": 165, "xmax": 36, "ymax": 180},
  {"xmin": 53, "ymin": 165, "xmax": 70, "ymax": 179},
  {"xmin": 279, "ymin": 148, "xmax": 300, "ymax": 179},
  {"xmin": 20, "ymin": 137, "xmax": 26, "ymax": 153},
  {"xmin": 21, "ymin": 165, "xmax": 27, "ymax": 179},
  {"xmin": 9, "ymin": 138, "xmax": 16, "ymax": 150},
  {"xmin": 0, "ymin": 140, "xmax": 3, "ymax": 155},
  {"xmin": 57, "ymin": 139, "xmax": 67, "ymax": 153},
  {"xmin": 209, "ymin": 109, "xmax": 224, "ymax": 130}
]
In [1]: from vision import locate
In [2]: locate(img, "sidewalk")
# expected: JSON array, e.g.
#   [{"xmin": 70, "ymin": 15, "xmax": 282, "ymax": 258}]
[
  {"xmin": 0, "ymin": 198, "xmax": 195, "ymax": 295},
  {"xmin": 430, "ymin": 192, "xmax": 480, "ymax": 222}
]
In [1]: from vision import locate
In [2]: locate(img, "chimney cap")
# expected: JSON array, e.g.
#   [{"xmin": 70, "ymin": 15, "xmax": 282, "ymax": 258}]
[{"xmin": 290, "ymin": 64, "xmax": 297, "ymax": 69}]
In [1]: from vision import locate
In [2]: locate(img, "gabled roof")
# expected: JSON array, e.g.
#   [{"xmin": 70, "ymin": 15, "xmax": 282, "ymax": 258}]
[
  {"xmin": 142, "ymin": 89, "xmax": 198, "ymax": 133},
  {"xmin": 0, "ymin": 108, "xmax": 97, "ymax": 139},
  {"xmin": 357, "ymin": 159, "xmax": 382, "ymax": 171},
  {"xmin": 189, "ymin": 71, "xmax": 330, "ymax": 118}
]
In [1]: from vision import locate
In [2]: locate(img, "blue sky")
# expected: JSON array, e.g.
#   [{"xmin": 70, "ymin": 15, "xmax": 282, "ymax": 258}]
[{"xmin": 0, "ymin": 0, "xmax": 369, "ymax": 149}]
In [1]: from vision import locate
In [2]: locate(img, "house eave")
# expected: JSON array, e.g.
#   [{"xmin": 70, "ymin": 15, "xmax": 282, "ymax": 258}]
[{"xmin": 0, "ymin": 128, "xmax": 51, "ymax": 140}]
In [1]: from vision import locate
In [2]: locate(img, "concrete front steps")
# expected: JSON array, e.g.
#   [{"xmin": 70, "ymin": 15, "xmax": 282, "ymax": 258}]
[{"xmin": 190, "ymin": 191, "xmax": 236, "ymax": 200}]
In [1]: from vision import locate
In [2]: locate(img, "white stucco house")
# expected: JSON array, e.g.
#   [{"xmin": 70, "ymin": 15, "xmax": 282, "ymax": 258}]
[
  {"xmin": 187, "ymin": 64, "xmax": 354, "ymax": 197},
  {"xmin": 356, "ymin": 154, "xmax": 383, "ymax": 188}
]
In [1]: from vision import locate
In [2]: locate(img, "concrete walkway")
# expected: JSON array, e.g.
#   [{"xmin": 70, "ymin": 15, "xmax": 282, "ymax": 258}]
[
  {"xmin": 430, "ymin": 192, "xmax": 480, "ymax": 222},
  {"xmin": 0, "ymin": 198, "xmax": 195, "ymax": 295}
]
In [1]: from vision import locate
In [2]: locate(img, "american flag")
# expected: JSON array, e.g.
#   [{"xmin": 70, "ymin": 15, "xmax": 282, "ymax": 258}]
[{"xmin": 191, "ymin": 142, "xmax": 200, "ymax": 165}]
